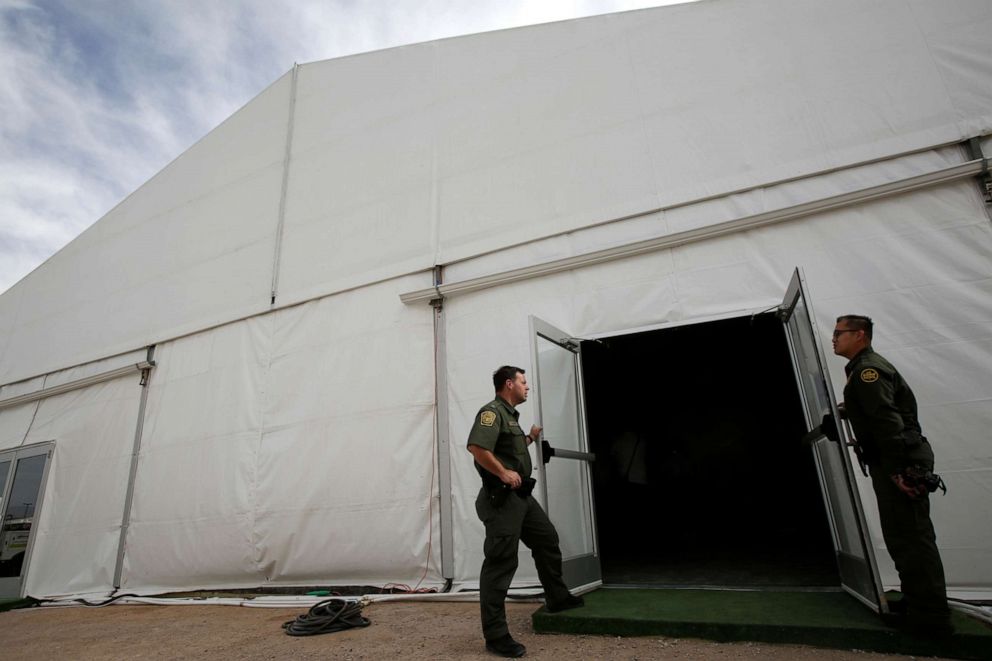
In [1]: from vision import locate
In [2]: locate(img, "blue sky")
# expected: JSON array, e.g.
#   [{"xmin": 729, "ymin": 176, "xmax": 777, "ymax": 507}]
[{"xmin": 0, "ymin": 0, "xmax": 694, "ymax": 294}]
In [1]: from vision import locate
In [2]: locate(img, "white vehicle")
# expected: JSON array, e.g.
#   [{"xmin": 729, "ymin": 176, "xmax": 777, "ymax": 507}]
[{"xmin": 0, "ymin": 519, "xmax": 31, "ymax": 565}]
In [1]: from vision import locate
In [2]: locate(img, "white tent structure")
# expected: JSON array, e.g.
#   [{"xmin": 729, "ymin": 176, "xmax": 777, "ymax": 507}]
[{"xmin": 1, "ymin": 0, "xmax": 991, "ymax": 608}]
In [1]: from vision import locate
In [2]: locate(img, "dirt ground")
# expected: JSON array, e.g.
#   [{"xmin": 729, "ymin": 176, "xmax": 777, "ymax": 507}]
[{"xmin": 0, "ymin": 600, "xmax": 948, "ymax": 660}]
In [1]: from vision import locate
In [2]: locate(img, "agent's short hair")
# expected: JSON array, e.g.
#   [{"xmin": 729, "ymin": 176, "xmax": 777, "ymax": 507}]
[
  {"xmin": 493, "ymin": 365, "xmax": 525, "ymax": 392},
  {"xmin": 836, "ymin": 314, "xmax": 873, "ymax": 340}
]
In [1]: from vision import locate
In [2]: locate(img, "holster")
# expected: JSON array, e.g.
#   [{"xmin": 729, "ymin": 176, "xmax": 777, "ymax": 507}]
[
  {"xmin": 516, "ymin": 477, "xmax": 536, "ymax": 499},
  {"xmin": 482, "ymin": 472, "xmax": 511, "ymax": 507},
  {"xmin": 900, "ymin": 464, "xmax": 947, "ymax": 496},
  {"xmin": 483, "ymin": 476, "xmax": 537, "ymax": 507},
  {"xmin": 487, "ymin": 484, "xmax": 510, "ymax": 508}
]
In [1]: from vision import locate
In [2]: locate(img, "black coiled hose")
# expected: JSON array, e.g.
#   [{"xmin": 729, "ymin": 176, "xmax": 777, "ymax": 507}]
[{"xmin": 282, "ymin": 598, "xmax": 371, "ymax": 636}]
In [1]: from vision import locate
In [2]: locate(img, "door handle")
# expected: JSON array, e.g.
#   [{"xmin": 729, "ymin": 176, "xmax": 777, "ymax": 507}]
[{"xmin": 541, "ymin": 440, "xmax": 595, "ymax": 463}]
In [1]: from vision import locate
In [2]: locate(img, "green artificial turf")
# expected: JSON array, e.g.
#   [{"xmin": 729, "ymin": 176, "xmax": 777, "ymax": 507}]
[{"xmin": 533, "ymin": 588, "xmax": 992, "ymax": 660}]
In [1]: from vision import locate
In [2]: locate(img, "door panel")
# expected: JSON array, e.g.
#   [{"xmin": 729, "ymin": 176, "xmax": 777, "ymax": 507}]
[
  {"xmin": 780, "ymin": 268, "xmax": 883, "ymax": 610},
  {"xmin": 530, "ymin": 317, "xmax": 601, "ymax": 589},
  {"xmin": 0, "ymin": 444, "xmax": 53, "ymax": 599}
]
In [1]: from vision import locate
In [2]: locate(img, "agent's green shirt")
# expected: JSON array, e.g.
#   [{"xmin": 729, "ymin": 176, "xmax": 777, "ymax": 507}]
[
  {"xmin": 467, "ymin": 396, "xmax": 532, "ymax": 480},
  {"xmin": 843, "ymin": 347, "xmax": 924, "ymax": 475}
]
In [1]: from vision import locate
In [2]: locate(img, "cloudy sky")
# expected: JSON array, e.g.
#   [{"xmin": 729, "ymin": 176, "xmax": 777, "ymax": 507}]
[{"xmin": 0, "ymin": 0, "xmax": 696, "ymax": 294}]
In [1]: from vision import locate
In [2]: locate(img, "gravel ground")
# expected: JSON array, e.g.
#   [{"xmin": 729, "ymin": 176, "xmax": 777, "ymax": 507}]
[{"xmin": 0, "ymin": 600, "xmax": 948, "ymax": 660}]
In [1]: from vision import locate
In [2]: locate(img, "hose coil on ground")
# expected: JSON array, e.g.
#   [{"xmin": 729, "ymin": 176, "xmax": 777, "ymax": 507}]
[{"xmin": 282, "ymin": 598, "xmax": 371, "ymax": 636}]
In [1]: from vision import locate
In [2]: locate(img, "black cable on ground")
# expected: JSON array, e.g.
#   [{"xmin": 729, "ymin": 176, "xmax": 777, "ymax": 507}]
[
  {"xmin": 282, "ymin": 598, "xmax": 371, "ymax": 636},
  {"xmin": 71, "ymin": 593, "xmax": 140, "ymax": 607}
]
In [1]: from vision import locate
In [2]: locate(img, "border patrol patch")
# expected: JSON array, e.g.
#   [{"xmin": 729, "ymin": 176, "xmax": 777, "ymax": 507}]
[
  {"xmin": 480, "ymin": 411, "xmax": 497, "ymax": 427},
  {"xmin": 860, "ymin": 368, "xmax": 879, "ymax": 383}
]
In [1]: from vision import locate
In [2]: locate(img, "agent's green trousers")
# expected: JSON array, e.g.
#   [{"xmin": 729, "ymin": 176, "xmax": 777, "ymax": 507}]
[
  {"xmin": 476, "ymin": 487, "xmax": 572, "ymax": 641},
  {"xmin": 870, "ymin": 465, "xmax": 950, "ymax": 625}
]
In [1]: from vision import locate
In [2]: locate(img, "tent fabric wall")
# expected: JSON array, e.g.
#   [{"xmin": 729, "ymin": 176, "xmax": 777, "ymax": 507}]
[
  {"xmin": 277, "ymin": 0, "xmax": 992, "ymax": 305},
  {"xmin": 15, "ymin": 375, "xmax": 142, "ymax": 598},
  {"xmin": 4, "ymin": 0, "xmax": 992, "ymax": 388},
  {"xmin": 442, "ymin": 146, "xmax": 972, "ymax": 286},
  {"xmin": 121, "ymin": 274, "xmax": 440, "ymax": 594},
  {"xmin": 0, "ymin": 350, "xmax": 151, "ymax": 417},
  {"xmin": 443, "ymin": 178, "xmax": 992, "ymax": 593},
  {"xmin": 254, "ymin": 275, "xmax": 438, "ymax": 587},
  {"xmin": 120, "ymin": 317, "xmax": 271, "ymax": 591},
  {"xmin": 0, "ymin": 350, "xmax": 149, "ymax": 598},
  {"xmin": 0, "ymin": 0, "xmax": 990, "ymax": 600},
  {"xmin": 430, "ymin": 0, "xmax": 988, "ymax": 264},
  {"xmin": 0, "ymin": 378, "xmax": 46, "ymax": 451},
  {"xmin": 275, "ymin": 53, "xmax": 440, "ymax": 306}
]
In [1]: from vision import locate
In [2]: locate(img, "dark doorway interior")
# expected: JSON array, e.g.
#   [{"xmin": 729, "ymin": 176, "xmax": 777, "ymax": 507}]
[{"xmin": 580, "ymin": 313, "xmax": 839, "ymax": 588}]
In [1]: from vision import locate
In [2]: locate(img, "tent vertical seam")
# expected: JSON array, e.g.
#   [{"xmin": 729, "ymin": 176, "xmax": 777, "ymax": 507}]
[{"xmin": 270, "ymin": 63, "xmax": 300, "ymax": 307}]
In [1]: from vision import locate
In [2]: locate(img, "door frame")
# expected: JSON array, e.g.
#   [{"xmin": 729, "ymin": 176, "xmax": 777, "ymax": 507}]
[
  {"xmin": 0, "ymin": 441, "xmax": 55, "ymax": 599},
  {"xmin": 779, "ymin": 267, "xmax": 885, "ymax": 611},
  {"xmin": 528, "ymin": 316, "xmax": 602, "ymax": 591}
]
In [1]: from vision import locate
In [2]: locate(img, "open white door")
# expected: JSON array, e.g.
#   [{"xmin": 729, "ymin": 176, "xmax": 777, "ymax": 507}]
[
  {"xmin": 779, "ymin": 268, "xmax": 884, "ymax": 611},
  {"xmin": 529, "ymin": 316, "xmax": 601, "ymax": 591}
]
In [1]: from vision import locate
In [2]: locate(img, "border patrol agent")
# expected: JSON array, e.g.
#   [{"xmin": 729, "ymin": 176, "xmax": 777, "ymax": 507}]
[
  {"xmin": 832, "ymin": 315, "xmax": 952, "ymax": 637},
  {"xmin": 467, "ymin": 365, "xmax": 584, "ymax": 658}
]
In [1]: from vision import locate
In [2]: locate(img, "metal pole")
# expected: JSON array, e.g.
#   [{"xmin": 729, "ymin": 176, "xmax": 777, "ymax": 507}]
[
  {"xmin": 431, "ymin": 267, "xmax": 455, "ymax": 580},
  {"xmin": 113, "ymin": 345, "xmax": 156, "ymax": 590}
]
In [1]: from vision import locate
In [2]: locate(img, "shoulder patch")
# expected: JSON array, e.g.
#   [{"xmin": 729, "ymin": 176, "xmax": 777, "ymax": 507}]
[
  {"xmin": 480, "ymin": 411, "xmax": 497, "ymax": 427},
  {"xmin": 860, "ymin": 368, "xmax": 879, "ymax": 383}
]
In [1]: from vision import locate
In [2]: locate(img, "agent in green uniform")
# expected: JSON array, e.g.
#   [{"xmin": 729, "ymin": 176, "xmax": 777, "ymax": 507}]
[
  {"xmin": 467, "ymin": 365, "xmax": 584, "ymax": 658},
  {"xmin": 832, "ymin": 315, "xmax": 952, "ymax": 637}
]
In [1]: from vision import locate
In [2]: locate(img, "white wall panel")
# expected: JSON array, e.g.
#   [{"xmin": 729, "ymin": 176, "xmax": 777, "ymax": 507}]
[
  {"xmin": 434, "ymin": 0, "xmax": 991, "ymax": 265},
  {"xmin": 434, "ymin": 13, "xmax": 657, "ymax": 262},
  {"xmin": 123, "ymin": 274, "xmax": 439, "ymax": 592},
  {"xmin": 255, "ymin": 275, "xmax": 438, "ymax": 585},
  {"xmin": 272, "ymin": 0, "xmax": 992, "ymax": 308},
  {"xmin": 910, "ymin": 0, "xmax": 992, "ymax": 137},
  {"xmin": 0, "ymin": 402, "xmax": 40, "ymax": 452},
  {"xmin": 276, "ymin": 51, "xmax": 438, "ymax": 305},
  {"xmin": 0, "ymin": 376, "xmax": 46, "ymax": 451},
  {"xmin": 4, "ymin": 0, "xmax": 992, "ymax": 388},
  {"xmin": 22, "ymin": 376, "xmax": 142, "ymax": 598},
  {"xmin": 122, "ymin": 319, "xmax": 270, "ymax": 592}
]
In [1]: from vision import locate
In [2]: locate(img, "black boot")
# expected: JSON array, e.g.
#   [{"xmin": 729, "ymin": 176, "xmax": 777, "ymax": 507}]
[
  {"xmin": 906, "ymin": 613, "xmax": 955, "ymax": 639},
  {"xmin": 546, "ymin": 594, "xmax": 584, "ymax": 613},
  {"xmin": 485, "ymin": 634, "xmax": 526, "ymax": 658}
]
